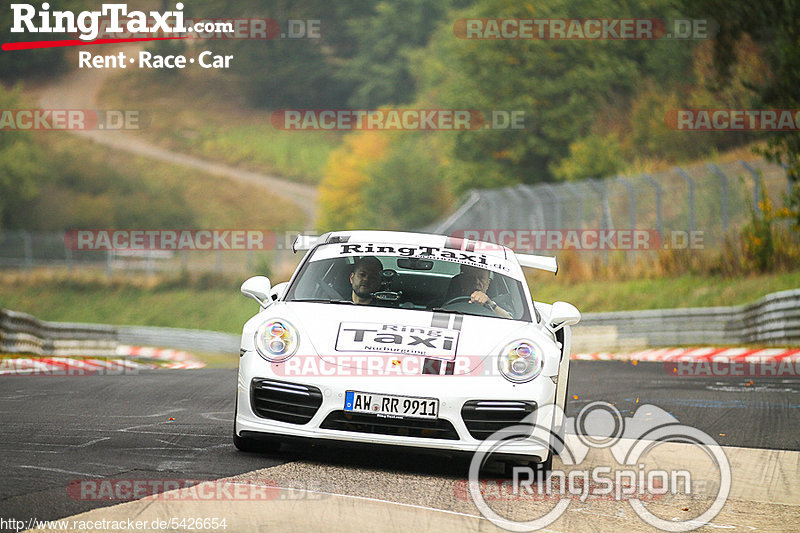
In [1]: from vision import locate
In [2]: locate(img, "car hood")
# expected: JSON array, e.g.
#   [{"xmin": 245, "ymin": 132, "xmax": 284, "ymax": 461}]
[{"xmin": 268, "ymin": 301, "xmax": 558, "ymax": 376}]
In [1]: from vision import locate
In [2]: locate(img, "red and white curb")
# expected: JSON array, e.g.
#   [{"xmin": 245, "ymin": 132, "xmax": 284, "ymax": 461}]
[
  {"xmin": 572, "ymin": 346, "xmax": 800, "ymax": 363},
  {"xmin": 0, "ymin": 346, "xmax": 206, "ymax": 375},
  {"xmin": 116, "ymin": 345, "xmax": 206, "ymax": 369}
]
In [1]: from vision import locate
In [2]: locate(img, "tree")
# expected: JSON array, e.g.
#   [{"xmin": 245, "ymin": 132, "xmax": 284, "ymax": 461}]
[
  {"xmin": 411, "ymin": 0, "xmax": 696, "ymax": 191},
  {"xmin": 0, "ymin": 86, "xmax": 49, "ymax": 229},
  {"xmin": 336, "ymin": 0, "xmax": 454, "ymax": 108},
  {"xmin": 677, "ymin": 0, "xmax": 800, "ymax": 224},
  {"xmin": 317, "ymin": 131, "xmax": 390, "ymax": 231}
]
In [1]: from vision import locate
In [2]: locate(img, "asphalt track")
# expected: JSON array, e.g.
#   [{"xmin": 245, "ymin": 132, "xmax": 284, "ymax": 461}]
[{"xmin": 1, "ymin": 361, "xmax": 799, "ymax": 531}]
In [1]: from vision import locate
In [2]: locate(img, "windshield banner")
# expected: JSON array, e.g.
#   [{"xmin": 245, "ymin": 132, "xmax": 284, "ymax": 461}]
[{"xmin": 311, "ymin": 243, "xmax": 514, "ymax": 276}]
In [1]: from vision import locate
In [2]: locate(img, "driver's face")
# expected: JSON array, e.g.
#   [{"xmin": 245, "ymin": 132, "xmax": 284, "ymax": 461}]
[
  {"xmin": 461, "ymin": 267, "xmax": 490, "ymax": 293},
  {"xmin": 351, "ymin": 265, "xmax": 381, "ymax": 297}
]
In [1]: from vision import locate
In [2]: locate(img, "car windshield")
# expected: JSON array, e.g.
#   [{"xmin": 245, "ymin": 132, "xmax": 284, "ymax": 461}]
[{"xmin": 285, "ymin": 245, "xmax": 532, "ymax": 321}]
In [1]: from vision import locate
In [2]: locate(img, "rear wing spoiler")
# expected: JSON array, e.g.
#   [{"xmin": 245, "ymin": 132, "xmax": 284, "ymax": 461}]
[
  {"xmin": 292, "ymin": 234, "xmax": 320, "ymax": 252},
  {"xmin": 515, "ymin": 253, "xmax": 558, "ymax": 274},
  {"xmin": 292, "ymin": 234, "xmax": 558, "ymax": 274}
]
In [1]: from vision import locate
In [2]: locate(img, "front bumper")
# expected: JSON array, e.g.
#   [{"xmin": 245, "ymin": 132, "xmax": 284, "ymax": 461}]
[{"xmin": 236, "ymin": 350, "xmax": 560, "ymax": 461}]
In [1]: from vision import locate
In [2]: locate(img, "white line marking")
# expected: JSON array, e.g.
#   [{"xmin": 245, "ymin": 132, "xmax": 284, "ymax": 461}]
[{"xmin": 18, "ymin": 465, "xmax": 103, "ymax": 477}]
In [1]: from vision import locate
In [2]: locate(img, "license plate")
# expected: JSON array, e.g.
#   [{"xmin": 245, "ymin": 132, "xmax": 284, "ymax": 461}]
[{"xmin": 344, "ymin": 391, "xmax": 439, "ymax": 420}]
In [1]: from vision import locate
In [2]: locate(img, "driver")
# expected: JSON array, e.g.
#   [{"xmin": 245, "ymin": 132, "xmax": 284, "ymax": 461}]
[
  {"xmin": 445, "ymin": 264, "xmax": 512, "ymax": 318},
  {"xmin": 349, "ymin": 256, "xmax": 383, "ymax": 305}
]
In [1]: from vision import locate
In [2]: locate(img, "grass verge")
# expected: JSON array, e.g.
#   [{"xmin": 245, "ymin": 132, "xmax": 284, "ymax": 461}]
[
  {"xmin": 531, "ymin": 270, "xmax": 800, "ymax": 312},
  {"xmin": 1, "ymin": 271, "xmax": 798, "ymax": 334},
  {"xmin": 100, "ymin": 70, "xmax": 341, "ymax": 184}
]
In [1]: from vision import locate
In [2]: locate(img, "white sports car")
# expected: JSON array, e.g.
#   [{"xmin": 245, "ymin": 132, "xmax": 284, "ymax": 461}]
[{"xmin": 234, "ymin": 230, "xmax": 580, "ymax": 469}]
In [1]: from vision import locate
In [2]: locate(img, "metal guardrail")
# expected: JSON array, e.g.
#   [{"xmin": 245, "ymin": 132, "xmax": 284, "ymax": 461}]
[
  {"xmin": 2, "ymin": 289, "xmax": 799, "ymax": 358},
  {"xmin": 0, "ymin": 309, "xmax": 118, "ymax": 357},
  {"xmin": 0, "ymin": 308, "xmax": 239, "ymax": 356},
  {"xmin": 116, "ymin": 326, "xmax": 239, "ymax": 354},
  {"xmin": 573, "ymin": 288, "xmax": 800, "ymax": 349}
]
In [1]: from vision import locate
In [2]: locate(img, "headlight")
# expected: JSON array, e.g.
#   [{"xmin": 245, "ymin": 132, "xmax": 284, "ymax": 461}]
[
  {"xmin": 498, "ymin": 340, "xmax": 543, "ymax": 383},
  {"xmin": 254, "ymin": 319, "xmax": 298, "ymax": 362}
]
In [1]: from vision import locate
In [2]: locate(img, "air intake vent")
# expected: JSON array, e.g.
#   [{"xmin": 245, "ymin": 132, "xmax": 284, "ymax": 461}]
[
  {"xmin": 460, "ymin": 400, "xmax": 536, "ymax": 440},
  {"xmin": 250, "ymin": 378, "xmax": 323, "ymax": 425}
]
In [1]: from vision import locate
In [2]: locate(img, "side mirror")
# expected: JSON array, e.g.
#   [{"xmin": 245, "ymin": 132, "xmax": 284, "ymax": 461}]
[
  {"xmin": 241, "ymin": 276, "xmax": 271, "ymax": 307},
  {"xmin": 549, "ymin": 301, "xmax": 581, "ymax": 333},
  {"xmin": 269, "ymin": 282, "xmax": 289, "ymax": 302}
]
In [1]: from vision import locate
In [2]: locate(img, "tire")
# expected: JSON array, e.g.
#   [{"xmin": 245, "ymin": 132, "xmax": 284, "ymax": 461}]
[{"xmin": 233, "ymin": 397, "xmax": 282, "ymax": 453}]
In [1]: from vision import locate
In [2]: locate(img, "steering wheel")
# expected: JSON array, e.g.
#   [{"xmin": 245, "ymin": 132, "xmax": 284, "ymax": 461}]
[{"xmin": 440, "ymin": 296, "xmax": 474, "ymax": 307}]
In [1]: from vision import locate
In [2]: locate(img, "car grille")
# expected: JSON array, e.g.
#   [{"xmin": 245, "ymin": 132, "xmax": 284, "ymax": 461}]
[
  {"xmin": 320, "ymin": 411, "xmax": 459, "ymax": 440},
  {"xmin": 460, "ymin": 400, "xmax": 536, "ymax": 440},
  {"xmin": 250, "ymin": 378, "xmax": 323, "ymax": 425}
]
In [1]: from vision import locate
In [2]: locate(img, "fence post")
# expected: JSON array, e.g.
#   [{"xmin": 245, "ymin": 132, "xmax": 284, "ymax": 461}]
[
  {"xmin": 539, "ymin": 184, "xmax": 562, "ymax": 229},
  {"xmin": 563, "ymin": 182, "xmax": 584, "ymax": 229},
  {"xmin": 22, "ymin": 231, "xmax": 32, "ymax": 270},
  {"xmin": 615, "ymin": 176, "xmax": 636, "ymax": 229},
  {"xmin": 588, "ymin": 179, "xmax": 611, "ymax": 265},
  {"xmin": 433, "ymin": 191, "xmax": 481, "ymax": 235},
  {"xmin": 616, "ymin": 176, "xmax": 637, "ymax": 263},
  {"xmin": 707, "ymin": 163, "xmax": 729, "ymax": 233},
  {"xmin": 516, "ymin": 185, "xmax": 546, "ymax": 230},
  {"xmin": 105, "ymin": 251, "xmax": 113, "ymax": 278},
  {"xmin": 740, "ymin": 160, "xmax": 761, "ymax": 212},
  {"xmin": 674, "ymin": 167, "xmax": 696, "ymax": 233},
  {"xmin": 588, "ymin": 179, "xmax": 612, "ymax": 229},
  {"xmin": 64, "ymin": 233, "xmax": 73, "ymax": 271},
  {"xmin": 641, "ymin": 174, "xmax": 663, "ymax": 234}
]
